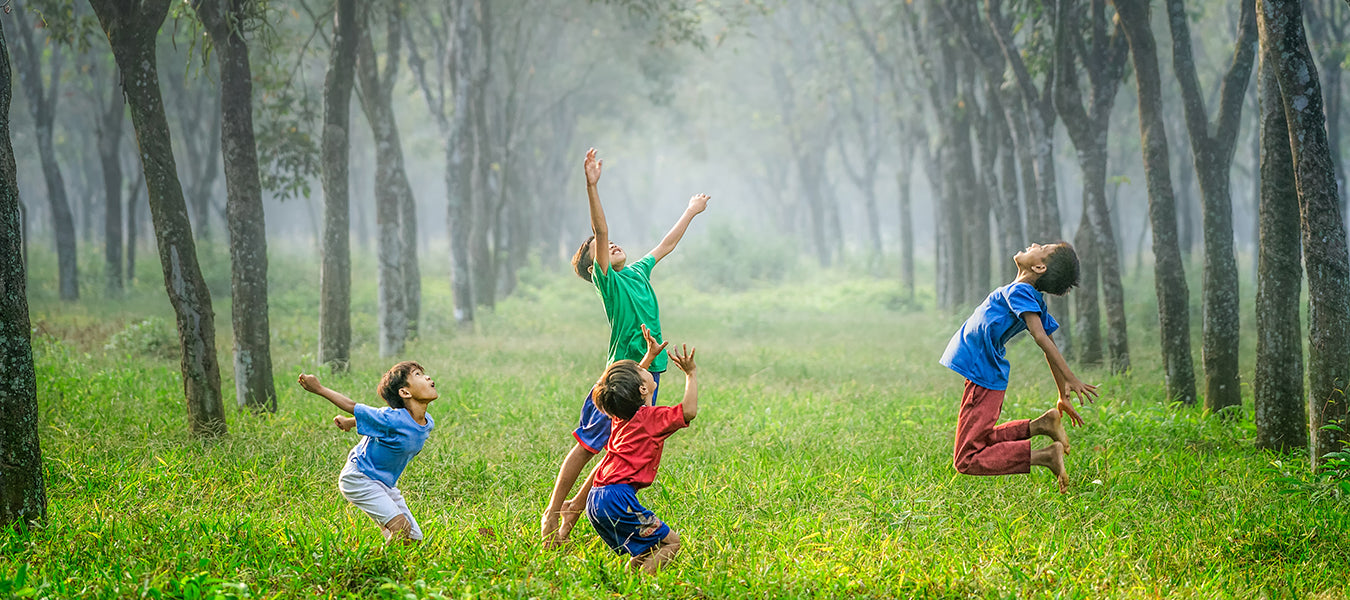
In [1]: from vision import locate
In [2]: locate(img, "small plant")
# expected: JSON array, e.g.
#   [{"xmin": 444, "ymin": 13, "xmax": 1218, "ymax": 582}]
[{"xmin": 104, "ymin": 317, "xmax": 178, "ymax": 361}]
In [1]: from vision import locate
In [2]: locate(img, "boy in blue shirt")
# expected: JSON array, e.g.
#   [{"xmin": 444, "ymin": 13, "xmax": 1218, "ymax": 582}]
[
  {"xmin": 298, "ymin": 361, "xmax": 437, "ymax": 542},
  {"xmin": 939, "ymin": 242, "xmax": 1098, "ymax": 492}
]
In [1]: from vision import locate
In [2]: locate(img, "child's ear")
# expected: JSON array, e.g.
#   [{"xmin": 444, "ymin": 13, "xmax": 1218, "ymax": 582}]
[
  {"xmin": 399, "ymin": 387, "xmax": 413, "ymax": 399},
  {"xmin": 1032, "ymin": 263, "xmax": 1048, "ymax": 274}
]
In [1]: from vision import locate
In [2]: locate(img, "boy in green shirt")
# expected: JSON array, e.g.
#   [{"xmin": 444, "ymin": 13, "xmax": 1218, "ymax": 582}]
[{"xmin": 540, "ymin": 148, "xmax": 710, "ymax": 547}]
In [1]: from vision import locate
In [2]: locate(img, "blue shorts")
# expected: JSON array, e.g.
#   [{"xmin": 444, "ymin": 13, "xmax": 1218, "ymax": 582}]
[
  {"xmin": 573, "ymin": 371, "xmax": 661, "ymax": 453},
  {"xmin": 586, "ymin": 484, "xmax": 671, "ymax": 557}
]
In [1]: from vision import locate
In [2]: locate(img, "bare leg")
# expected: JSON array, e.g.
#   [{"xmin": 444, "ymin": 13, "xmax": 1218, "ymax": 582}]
[
  {"xmin": 1029, "ymin": 407, "xmax": 1069, "ymax": 454},
  {"xmin": 381, "ymin": 514, "xmax": 418, "ymax": 546},
  {"xmin": 1030, "ymin": 441, "xmax": 1069, "ymax": 493},
  {"xmin": 639, "ymin": 530, "xmax": 682, "ymax": 574},
  {"xmin": 559, "ymin": 464, "xmax": 600, "ymax": 540},
  {"xmin": 542, "ymin": 442, "xmax": 596, "ymax": 547}
]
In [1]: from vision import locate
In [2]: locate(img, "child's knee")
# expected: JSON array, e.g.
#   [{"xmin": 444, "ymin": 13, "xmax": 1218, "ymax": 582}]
[
  {"xmin": 660, "ymin": 529, "xmax": 681, "ymax": 552},
  {"xmin": 953, "ymin": 454, "xmax": 977, "ymax": 475}
]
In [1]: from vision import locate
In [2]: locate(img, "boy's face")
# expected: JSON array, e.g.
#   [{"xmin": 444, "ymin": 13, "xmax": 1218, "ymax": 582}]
[
  {"xmin": 401, "ymin": 369, "xmax": 438, "ymax": 403},
  {"xmin": 1014, "ymin": 242, "xmax": 1057, "ymax": 273},
  {"xmin": 590, "ymin": 239, "xmax": 627, "ymax": 271},
  {"xmin": 638, "ymin": 369, "xmax": 656, "ymax": 405}
]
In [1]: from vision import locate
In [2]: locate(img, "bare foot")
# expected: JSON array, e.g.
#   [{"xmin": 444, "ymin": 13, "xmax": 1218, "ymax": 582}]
[
  {"xmin": 540, "ymin": 510, "xmax": 562, "ymax": 549},
  {"xmin": 1040, "ymin": 441, "xmax": 1069, "ymax": 493},
  {"xmin": 1032, "ymin": 407, "xmax": 1070, "ymax": 455}
]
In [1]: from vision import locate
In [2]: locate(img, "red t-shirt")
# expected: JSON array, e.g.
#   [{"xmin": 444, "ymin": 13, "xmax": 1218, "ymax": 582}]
[{"xmin": 593, "ymin": 404, "xmax": 689, "ymax": 489}]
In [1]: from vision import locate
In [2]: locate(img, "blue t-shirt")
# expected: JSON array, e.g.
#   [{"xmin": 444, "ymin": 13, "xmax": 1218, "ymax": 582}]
[
  {"xmin": 939, "ymin": 282, "xmax": 1059, "ymax": 391},
  {"xmin": 347, "ymin": 404, "xmax": 434, "ymax": 488}
]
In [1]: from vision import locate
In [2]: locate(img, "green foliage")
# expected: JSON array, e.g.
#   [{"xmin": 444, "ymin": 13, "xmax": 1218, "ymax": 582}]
[
  {"xmin": 665, "ymin": 224, "xmax": 799, "ymax": 292},
  {"xmin": 11, "ymin": 243, "xmax": 1350, "ymax": 599},
  {"xmin": 104, "ymin": 317, "xmax": 178, "ymax": 361}
]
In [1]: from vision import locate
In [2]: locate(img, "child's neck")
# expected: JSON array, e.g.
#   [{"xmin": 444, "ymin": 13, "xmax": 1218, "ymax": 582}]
[
  {"xmin": 1013, "ymin": 268, "xmax": 1041, "ymax": 287},
  {"xmin": 405, "ymin": 400, "xmax": 430, "ymax": 425}
]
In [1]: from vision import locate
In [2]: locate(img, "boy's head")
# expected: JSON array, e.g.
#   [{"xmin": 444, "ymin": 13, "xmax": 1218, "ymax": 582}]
[
  {"xmin": 592, "ymin": 359, "xmax": 656, "ymax": 421},
  {"xmin": 1016, "ymin": 241, "xmax": 1080, "ymax": 295},
  {"xmin": 571, "ymin": 235, "xmax": 627, "ymax": 282},
  {"xmin": 377, "ymin": 361, "xmax": 437, "ymax": 409}
]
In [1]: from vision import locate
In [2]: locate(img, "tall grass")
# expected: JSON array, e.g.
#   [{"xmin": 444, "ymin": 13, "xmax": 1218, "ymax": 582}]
[{"xmin": 4, "ymin": 241, "xmax": 1344, "ymax": 599}]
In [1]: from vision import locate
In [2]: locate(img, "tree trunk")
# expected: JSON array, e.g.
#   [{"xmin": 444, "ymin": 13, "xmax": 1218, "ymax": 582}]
[
  {"xmin": 897, "ymin": 144, "xmax": 915, "ymax": 301},
  {"xmin": 194, "ymin": 0, "xmax": 277, "ymax": 413},
  {"xmin": 98, "ymin": 83, "xmax": 125, "ymax": 297},
  {"xmin": 1073, "ymin": 207, "xmax": 1104, "ymax": 366},
  {"xmin": 356, "ymin": 9, "xmax": 409, "ymax": 357},
  {"xmin": 1117, "ymin": 0, "xmax": 1197, "ymax": 405},
  {"xmin": 319, "ymin": 0, "xmax": 359, "ymax": 370},
  {"xmin": 1254, "ymin": 38, "xmax": 1306, "ymax": 451},
  {"xmin": 1260, "ymin": 0, "xmax": 1350, "ymax": 467},
  {"xmin": 1166, "ymin": 0, "xmax": 1254, "ymax": 415},
  {"xmin": 447, "ymin": 0, "xmax": 477, "ymax": 326},
  {"xmin": 11, "ymin": 7, "xmax": 77, "ymax": 301},
  {"xmin": 125, "ymin": 170, "xmax": 144, "ymax": 284},
  {"xmin": 0, "ymin": 16, "xmax": 46, "ymax": 528},
  {"xmin": 90, "ymin": 0, "xmax": 226, "ymax": 436}
]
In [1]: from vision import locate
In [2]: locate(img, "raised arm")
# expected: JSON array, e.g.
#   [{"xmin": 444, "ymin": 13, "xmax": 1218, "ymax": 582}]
[
  {"xmin": 298, "ymin": 373, "xmax": 358, "ymax": 415},
  {"xmin": 584, "ymin": 148, "xmax": 611, "ymax": 274},
  {"xmin": 1023, "ymin": 313, "xmax": 1097, "ymax": 413},
  {"xmin": 637, "ymin": 324, "xmax": 669, "ymax": 370},
  {"xmin": 668, "ymin": 345, "xmax": 699, "ymax": 422},
  {"xmin": 649, "ymin": 193, "xmax": 710, "ymax": 263}
]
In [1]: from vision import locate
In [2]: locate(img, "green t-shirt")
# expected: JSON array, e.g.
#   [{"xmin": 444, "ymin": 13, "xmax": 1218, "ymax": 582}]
[{"xmin": 592, "ymin": 254, "xmax": 667, "ymax": 372}]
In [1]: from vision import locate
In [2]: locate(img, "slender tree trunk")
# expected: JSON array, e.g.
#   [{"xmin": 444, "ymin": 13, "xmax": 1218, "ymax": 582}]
[
  {"xmin": 448, "ymin": 0, "xmax": 476, "ymax": 326},
  {"xmin": 125, "ymin": 170, "xmax": 144, "ymax": 284},
  {"xmin": 11, "ymin": 8, "xmax": 77, "ymax": 300},
  {"xmin": 98, "ymin": 84, "xmax": 125, "ymax": 297},
  {"xmin": 897, "ymin": 146, "xmax": 915, "ymax": 301},
  {"xmin": 1260, "ymin": 0, "xmax": 1350, "ymax": 467},
  {"xmin": 194, "ymin": 0, "xmax": 277, "ymax": 413},
  {"xmin": 1254, "ymin": 39, "xmax": 1306, "ymax": 451},
  {"xmin": 0, "ymin": 17, "xmax": 45, "ymax": 527},
  {"xmin": 1117, "ymin": 0, "xmax": 1197, "ymax": 405},
  {"xmin": 319, "ymin": 0, "xmax": 358, "ymax": 370},
  {"xmin": 1166, "ymin": 0, "xmax": 1254, "ymax": 415},
  {"xmin": 1073, "ymin": 202, "xmax": 1104, "ymax": 366},
  {"xmin": 356, "ymin": 12, "xmax": 408, "ymax": 357},
  {"xmin": 91, "ymin": 0, "xmax": 226, "ymax": 436}
]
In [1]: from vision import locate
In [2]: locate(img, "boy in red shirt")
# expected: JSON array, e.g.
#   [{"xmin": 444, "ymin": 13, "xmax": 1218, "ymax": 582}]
[{"xmin": 586, "ymin": 341, "xmax": 699, "ymax": 574}]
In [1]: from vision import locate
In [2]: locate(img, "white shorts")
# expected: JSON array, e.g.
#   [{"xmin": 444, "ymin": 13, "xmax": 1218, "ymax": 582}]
[{"xmin": 338, "ymin": 464, "xmax": 424, "ymax": 540}]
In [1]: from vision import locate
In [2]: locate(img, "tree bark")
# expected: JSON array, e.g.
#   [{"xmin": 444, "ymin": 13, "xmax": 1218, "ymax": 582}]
[
  {"xmin": 11, "ymin": 5, "xmax": 77, "ymax": 301},
  {"xmin": 0, "ymin": 16, "xmax": 46, "ymax": 528},
  {"xmin": 356, "ymin": 6, "xmax": 410, "ymax": 357},
  {"xmin": 1116, "ymin": 0, "xmax": 1198, "ymax": 405},
  {"xmin": 1166, "ymin": 0, "xmax": 1255, "ymax": 415},
  {"xmin": 447, "ymin": 0, "xmax": 477, "ymax": 326},
  {"xmin": 1254, "ymin": 36, "xmax": 1306, "ymax": 451},
  {"xmin": 1260, "ymin": 0, "xmax": 1350, "ymax": 467},
  {"xmin": 90, "ymin": 0, "xmax": 226, "ymax": 436},
  {"xmin": 319, "ymin": 0, "xmax": 359, "ymax": 370},
  {"xmin": 97, "ymin": 77, "xmax": 125, "ymax": 297},
  {"xmin": 1054, "ymin": 0, "xmax": 1131, "ymax": 372},
  {"xmin": 194, "ymin": 0, "xmax": 277, "ymax": 413},
  {"xmin": 897, "ymin": 141, "xmax": 915, "ymax": 301}
]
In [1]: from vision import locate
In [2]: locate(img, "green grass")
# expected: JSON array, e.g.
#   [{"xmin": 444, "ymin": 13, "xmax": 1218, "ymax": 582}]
[{"xmin": 4, "ymin": 241, "xmax": 1347, "ymax": 599}]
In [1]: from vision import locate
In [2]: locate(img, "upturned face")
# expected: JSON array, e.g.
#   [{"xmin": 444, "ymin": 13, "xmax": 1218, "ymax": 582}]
[
  {"xmin": 401, "ymin": 368, "xmax": 438, "ymax": 403},
  {"xmin": 590, "ymin": 239, "xmax": 627, "ymax": 271},
  {"xmin": 1013, "ymin": 242, "xmax": 1058, "ymax": 272}
]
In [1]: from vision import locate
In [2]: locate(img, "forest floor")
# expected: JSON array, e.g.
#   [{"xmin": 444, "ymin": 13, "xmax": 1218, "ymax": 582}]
[{"xmin": 4, "ymin": 243, "xmax": 1348, "ymax": 599}]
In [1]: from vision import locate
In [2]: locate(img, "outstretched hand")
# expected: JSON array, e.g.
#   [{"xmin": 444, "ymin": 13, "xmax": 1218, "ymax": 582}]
[
  {"xmin": 1057, "ymin": 398, "xmax": 1084, "ymax": 428},
  {"xmin": 584, "ymin": 148, "xmax": 602, "ymax": 186},
  {"xmin": 1063, "ymin": 378, "xmax": 1099, "ymax": 407},
  {"xmin": 297, "ymin": 373, "xmax": 323, "ymax": 394},
  {"xmin": 668, "ymin": 344, "xmax": 697, "ymax": 377},
  {"xmin": 687, "ymin": 193, "xmax": 710, "ymax": 215},
  {"xmin": 640, "ymin": 324, "xmax": 669, "ymax": 367}
]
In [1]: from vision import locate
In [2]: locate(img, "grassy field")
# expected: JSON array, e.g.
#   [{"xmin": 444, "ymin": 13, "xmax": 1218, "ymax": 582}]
[{"xmin": 4, "ymin": 241, "xmax": 1348, "ymax": 599}]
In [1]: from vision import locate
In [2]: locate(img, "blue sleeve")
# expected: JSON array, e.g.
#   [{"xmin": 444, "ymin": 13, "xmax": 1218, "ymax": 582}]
[
  {"xmin": 354, "ymin": 404, "xmax": 393, "ymax": 438},
  {"xmin": 1007, "ymin": 283, "xmax": 1058, "ymax": 336}
]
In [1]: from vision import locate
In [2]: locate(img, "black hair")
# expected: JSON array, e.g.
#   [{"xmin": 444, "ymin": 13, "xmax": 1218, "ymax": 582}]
[
  {"xmin": 592, "ymin": 359, "xmax": 646, "ymax": 421},
  {"xmin": 377, "ymin": 360, "xmax": 425, "ymax": 409},
  {"xmin": 1035, "ymin": 242, "xmax": 1080, "ymax": 296},
  {"xmin": 571, "ymin": 235, "xmax": 596, "ymax": 283}
]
